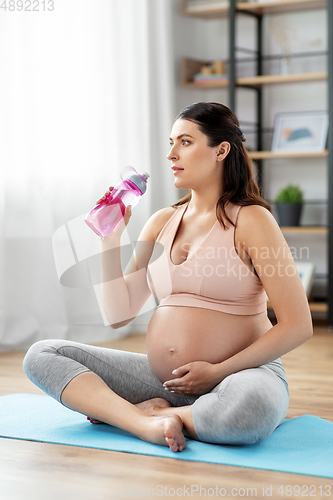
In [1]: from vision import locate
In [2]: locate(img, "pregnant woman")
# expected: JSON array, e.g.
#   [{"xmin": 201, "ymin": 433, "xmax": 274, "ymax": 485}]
[{"xmin": 23, "ymin": 102, "xmax": 313, "ymax": 452}]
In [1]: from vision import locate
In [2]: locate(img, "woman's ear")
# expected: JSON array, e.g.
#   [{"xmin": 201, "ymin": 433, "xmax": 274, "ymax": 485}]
[{"xmin": 216, "ymin": 141, "xmax": 230, "ymax": 162}]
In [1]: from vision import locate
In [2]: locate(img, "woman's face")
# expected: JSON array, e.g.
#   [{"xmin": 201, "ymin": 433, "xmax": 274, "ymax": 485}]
[{"xmin": 167, "ymin": 119, "xmax": 227, "ymax": 191}]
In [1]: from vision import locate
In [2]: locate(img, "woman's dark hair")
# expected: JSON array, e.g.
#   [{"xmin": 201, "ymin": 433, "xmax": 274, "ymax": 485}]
[{"xmin": 172, "ymin": 102, "xmax": 271, "ymax": 228}]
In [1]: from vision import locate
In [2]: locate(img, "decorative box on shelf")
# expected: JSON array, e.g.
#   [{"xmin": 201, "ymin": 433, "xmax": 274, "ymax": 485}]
[
  {"xmin": 182, "ymin": 58, "xmax": 229, "ymax": 87},
  {"xmin": 193, "ymin": 75, "xmax": 229, "ymax": 84}
]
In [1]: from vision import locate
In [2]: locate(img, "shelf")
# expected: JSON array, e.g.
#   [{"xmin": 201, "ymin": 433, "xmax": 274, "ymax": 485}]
[
  {"xmin": 182, "ymin": 1, "xmax": 326, "ymax": 18},
  {"xmin": 183, "ymin": 80, "xmax": 229, "ymax": 88},
  {"xmin": 237, "ymin": 0, "xmax": 326, "ymax": 16},
  {"xmin": 309, "ymin": 301, "xmax": 328, "ymax": 312},
  {"xmin": 248, "ymin": 150, "xmax": 328, "ymax": 159},
  {"xmin": 237, "ymin": 72, "xmax": 327, "ymax": 88},
  {"xmin": 181, "ymin": 57, "xmax": 327, "ymax": 87},
  {"xmin": 182, "ymin": 73, "xmax": 327, "ymax": 88},
  {"xmin": 280, "ymin": 226, "xmax": 327, "ymax": 234}
]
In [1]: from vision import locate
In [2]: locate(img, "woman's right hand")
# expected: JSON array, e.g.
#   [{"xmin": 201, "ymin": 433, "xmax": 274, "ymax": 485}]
[{"xmin": 96, "ymin": 186, "xmax": 114, "ymax": 205}]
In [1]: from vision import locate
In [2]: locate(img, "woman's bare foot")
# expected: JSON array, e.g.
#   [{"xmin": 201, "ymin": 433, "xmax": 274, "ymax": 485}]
[
  {"xmin": 138, "ymin": 403, "xmax": 198, "ymax": 441},
  {"xmin": 88, "ymin": 412, "xmax": 186, "ymax": 452},
  {"xmin": 135, "ymin": 398, "xmax": 171, "ymax": 415},
  {"xmin": 143, "ymin": 415, "xmax": 186, "ymax": 452},
  {"xmin": 87, "ymin": 416, "xmax": 103, "ymax": 424}
]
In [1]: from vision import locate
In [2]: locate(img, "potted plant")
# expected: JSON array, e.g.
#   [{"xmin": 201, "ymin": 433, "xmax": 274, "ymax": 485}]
[{"xmin": 274, "ymin": 184, "xmax": 304, "ymax": 227}]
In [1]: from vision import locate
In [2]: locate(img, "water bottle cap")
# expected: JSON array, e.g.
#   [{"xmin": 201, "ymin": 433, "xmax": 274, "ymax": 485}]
[{"xmin": 127, "ymin": 171, "xmax": 149, "ymax": 195}]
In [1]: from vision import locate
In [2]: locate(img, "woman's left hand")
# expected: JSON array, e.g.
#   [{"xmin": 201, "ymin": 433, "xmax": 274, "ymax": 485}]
[{"xmin": 163, "ymin": 361, "xmax": 223, "ymax": 395}]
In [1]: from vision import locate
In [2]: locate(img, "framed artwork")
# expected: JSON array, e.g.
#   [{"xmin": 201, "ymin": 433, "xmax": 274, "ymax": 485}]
[{"xmin": 271, "ymin": 111, "xmax": 328, "ymax": 153}]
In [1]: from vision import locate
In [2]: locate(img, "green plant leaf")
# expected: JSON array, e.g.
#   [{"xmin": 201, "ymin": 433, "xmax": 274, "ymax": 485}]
[{"xmin": 274, "ymin": 184, "xmax": 303, "ymax": 203}]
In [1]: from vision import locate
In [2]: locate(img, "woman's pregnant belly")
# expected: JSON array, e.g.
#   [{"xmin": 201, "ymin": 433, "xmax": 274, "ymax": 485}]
[{"xmin": 146, "ymin": 306, "xmax": 272, "ymax": 383}]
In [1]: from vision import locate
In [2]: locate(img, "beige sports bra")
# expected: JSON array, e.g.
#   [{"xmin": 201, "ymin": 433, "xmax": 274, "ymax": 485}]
[{"xmin": 147, "ymin": 202, "xmax": 267, "ymax": 315}]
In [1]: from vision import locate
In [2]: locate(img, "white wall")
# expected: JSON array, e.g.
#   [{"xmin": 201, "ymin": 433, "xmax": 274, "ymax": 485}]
[{"xmin": 0, "ymin": 0, "xmax": 180, "ymax": 349}]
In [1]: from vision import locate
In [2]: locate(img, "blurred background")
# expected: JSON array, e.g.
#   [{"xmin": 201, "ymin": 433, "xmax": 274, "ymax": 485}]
[{"xmin": 0, "ymin": 0, "xmax": 328, "ymax": 350}]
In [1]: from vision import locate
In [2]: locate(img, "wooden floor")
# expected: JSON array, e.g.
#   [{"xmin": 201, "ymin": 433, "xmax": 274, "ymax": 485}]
[{"xmin": 1, "ymin": 324, "xmax": 333, "ymax": 500}]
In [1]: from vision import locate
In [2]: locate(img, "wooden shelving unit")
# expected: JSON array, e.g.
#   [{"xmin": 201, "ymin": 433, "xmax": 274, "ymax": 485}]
[
  {"xmin": 181, "ymin": 0, "xmax": 332, "ymax": 325},
  {"xmin": 183, "ymin": 80, "xmax": 229, "ymax": 88},
  {"xmin": 309, "ymin": 301, "xmax": 328, "ymax": 312},
  {"xmin": 237, "ymin": 0, "xmax": 326, "ymax": 15},
  {"xmin": 182, "ymin": 0, "xmax": 327, "ymax": 17},
  {"xmin": 230, "ymin": 0, "xmax": 331, "ymax": 324},
  {"xmin": 237, "ymin": 72, "xmax": 327, "ymax": 88},
  {"xmin": 181, "ymin": 59, "xmax": 326, "ymax": 89}
]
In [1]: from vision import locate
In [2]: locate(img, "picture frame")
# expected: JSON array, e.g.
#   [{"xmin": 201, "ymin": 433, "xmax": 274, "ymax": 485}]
[{"xmin": 271, "ymin": 111, "xmax": 328, "ymax": 153}]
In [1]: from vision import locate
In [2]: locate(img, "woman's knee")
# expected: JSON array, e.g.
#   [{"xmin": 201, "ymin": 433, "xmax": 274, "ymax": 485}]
[
  {"xmin": 23, "ymin": 339, "xmax": 90, "ymax": 402},
  {"xmin": 223, "ymin": 375, "xmax": 288, "ymax": 443},
  {"xmin": 227, "ymin": 387, "xmax": 282, "ymax": 443},
  {"xmin": 23, "ymin": 339, "xmax": 61, "ymax": 381},
  {"xmin": 192, "ymin": 371, "xmax": 288, "ymax": 445}
]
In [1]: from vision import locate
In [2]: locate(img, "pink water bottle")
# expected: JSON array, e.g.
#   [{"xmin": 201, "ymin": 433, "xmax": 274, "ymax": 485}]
[{"xmin": 85, "ymin": 166, "xmax": 150, "ymax": 237}]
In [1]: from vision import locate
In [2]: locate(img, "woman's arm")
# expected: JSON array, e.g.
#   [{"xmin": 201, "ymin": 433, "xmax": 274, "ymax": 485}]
[
  {"xmin": 101, "ymin": 205, "xmax": 175, "ymax": 328},
  {"xmin": 100, "ymin": 211, "xmax": 146, "ymax": 328}
]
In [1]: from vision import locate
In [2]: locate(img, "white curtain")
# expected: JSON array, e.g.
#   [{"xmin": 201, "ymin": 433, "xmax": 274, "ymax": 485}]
[{"xmin": 0, "ymin": 0, "xmax": 177, "ymax": 352}]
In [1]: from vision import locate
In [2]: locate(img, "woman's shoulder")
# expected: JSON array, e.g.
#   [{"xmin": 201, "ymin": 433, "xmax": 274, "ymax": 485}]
[
  {"xmin": 236, "ymin": 204, "xmax": 281, "ymax": 242},
  {"xmin": 238, "ymin": 203, "xmax": 272, "ymax": 222}
]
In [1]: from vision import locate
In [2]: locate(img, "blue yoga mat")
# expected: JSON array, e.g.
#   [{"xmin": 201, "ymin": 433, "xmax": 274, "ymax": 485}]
[{"xmin": 1, "ymin": 394, "xmax": 332, "ymax": 478}]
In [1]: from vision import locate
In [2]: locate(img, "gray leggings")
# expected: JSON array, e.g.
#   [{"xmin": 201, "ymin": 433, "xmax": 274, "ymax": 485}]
[{"xmin": 23, "ymin": 339, "xmax": 289, "ymax": 445}]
